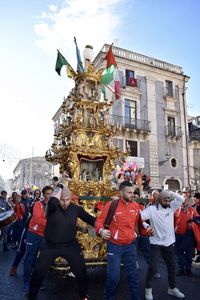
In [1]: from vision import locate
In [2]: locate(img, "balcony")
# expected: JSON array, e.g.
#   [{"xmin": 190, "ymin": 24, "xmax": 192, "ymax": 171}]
[
  {"xmin": 189, "ymin": 128, "xmax": 200, "ymax": 142},
  {"xmin": 109, "ymin": 115, "xmax": 151, "ymax": 133},
  {"xmin": 166, "ymin": 125, "xmax": 182, "ymax": 138}
]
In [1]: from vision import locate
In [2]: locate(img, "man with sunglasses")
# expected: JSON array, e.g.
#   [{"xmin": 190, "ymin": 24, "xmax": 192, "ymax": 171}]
[{"xmin": 141, "ymin": 191, "xmax": 185, "ymax": 300}]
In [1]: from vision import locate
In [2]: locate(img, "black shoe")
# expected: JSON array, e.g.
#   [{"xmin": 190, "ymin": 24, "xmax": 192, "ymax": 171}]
[
  {"xmin": 176, "ymin": 268, "xmax": 185, "ymax": 276},
  {"xmin": 186, "ymin": 268, "xmax": 192, "ymax": 277}
]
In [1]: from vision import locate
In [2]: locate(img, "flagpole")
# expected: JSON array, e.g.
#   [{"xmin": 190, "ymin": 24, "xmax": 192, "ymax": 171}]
[
  {"xmin": 102, "ymin": 83, "xmax": 114, "ymax": 93},
  {"xmin": 74, "ymin": 36, "xmax": 84, "ymax": 73}
]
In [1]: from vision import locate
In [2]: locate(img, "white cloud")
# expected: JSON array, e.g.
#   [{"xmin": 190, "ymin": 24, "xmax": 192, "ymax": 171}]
[
  {"xmin": 49, "ymin": 4, "xmax": 57, "ymax": 12},
  {"xmin": 34, "ymin": 0, "xmax": 126, "ymax": 65}
]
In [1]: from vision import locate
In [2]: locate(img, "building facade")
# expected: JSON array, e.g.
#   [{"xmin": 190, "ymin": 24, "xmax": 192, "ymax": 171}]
[
  {"xmin": 51, "ymin": 44, "xmax": 200, "ymax": 191},
  {"xmin": 188, "ymin": 115, "xmax": 200, "ymax": 191},
  {"xmin": 12, "ymin": 157, "xmax": 53, "ymax": 191},
  {"xmin": 93, "ymin": 44, "xmax": 190, "ymax": 190}
]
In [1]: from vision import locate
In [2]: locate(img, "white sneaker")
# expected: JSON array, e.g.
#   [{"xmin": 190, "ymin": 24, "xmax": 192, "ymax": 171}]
[
  {"xmin": 168, "ymin": 288, "xmax": 185, "ymax": 298},
  {"xmin": 145, "ymin": 288, "xmax": 153, "ymax": 300}
]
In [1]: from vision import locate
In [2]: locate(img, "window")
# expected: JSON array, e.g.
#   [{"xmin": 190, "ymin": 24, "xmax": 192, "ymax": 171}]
[
  {"xmin": 171, "ymin": 158, "xmax": 177, "ymax": 168},
  {"xmin": 37, "ymin": 163, "xmax": 41, "ymax": 169},
  {"xmin": 166, "ymin": 80, "xmax": 173, "ymax": 97},
  {"xmin": 126, "ymin": 69, "xmax": 137, "ymax": 87},
  {"xmin": 125, "ymin": 100, "xmax": 137, "ymax": 128},
  {"xmin": 168, "ymin": 117, "xmax": 175, "ymax": 136},
  {"xmin": 126, "ymin": 140, "xmax": 137, "ymax": 157}
]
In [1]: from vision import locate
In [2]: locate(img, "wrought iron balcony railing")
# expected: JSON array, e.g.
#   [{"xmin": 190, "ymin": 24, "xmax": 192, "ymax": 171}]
[
  {"xmin": 108, "ymin": 115, "xmax": 151, "ymax": 132},
  {"xmin": 189, "ymin": 129, "xmax": 200, "ymax": 141},
  {"xmin": 166, "ymin": 125, "xmax": 182, "ymax": 138}
]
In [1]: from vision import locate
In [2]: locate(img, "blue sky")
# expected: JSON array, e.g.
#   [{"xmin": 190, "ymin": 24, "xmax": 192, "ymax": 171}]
[{"xmin": 0, "ymin": 0, "xmax": 199, "ymax": 178}]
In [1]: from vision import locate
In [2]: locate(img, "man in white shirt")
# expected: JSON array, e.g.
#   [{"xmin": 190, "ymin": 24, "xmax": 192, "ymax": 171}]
[{"xmin": 141, "ymin": 191, "xmax": 185, "ymax": 300}]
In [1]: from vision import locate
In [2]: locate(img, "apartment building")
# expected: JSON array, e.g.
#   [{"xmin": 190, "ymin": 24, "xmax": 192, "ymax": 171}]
[
  {"xmin": 12, "ymin": 156, "xmax": 53, "ymax": 191},
  {"xmin": 94, "ymin": 44, "xmax": 190, "ymax": 190}
]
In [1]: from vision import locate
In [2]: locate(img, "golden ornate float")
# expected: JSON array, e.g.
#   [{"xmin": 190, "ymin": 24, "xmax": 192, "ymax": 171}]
[{"xmin": 46, "ymin": 44, "xmax": 125, "ymax": 271}]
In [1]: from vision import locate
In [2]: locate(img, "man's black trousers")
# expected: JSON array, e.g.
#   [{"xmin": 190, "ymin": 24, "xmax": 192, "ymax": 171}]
[
  {"xmin": 146, "ymin": 243, "xmax": 176, "ymax": 289},
  {"xmin": 28, "ymin": 239, "xmax": 88, "ymax": 299}
]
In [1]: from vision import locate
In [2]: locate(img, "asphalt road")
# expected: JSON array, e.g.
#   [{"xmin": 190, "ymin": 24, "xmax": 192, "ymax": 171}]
[{"xmin": 0, "ymin": 241, "xmax": 199, "ymax": 300}]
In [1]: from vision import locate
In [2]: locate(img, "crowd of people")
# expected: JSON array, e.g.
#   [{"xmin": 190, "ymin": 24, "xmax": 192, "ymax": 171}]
[{"xmin": 0, "ymin": 182, "xmax": 200, "ymax": 300}]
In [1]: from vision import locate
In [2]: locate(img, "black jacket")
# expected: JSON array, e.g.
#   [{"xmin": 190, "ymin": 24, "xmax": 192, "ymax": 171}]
[{"xmin": 45, "ymin": 197, "xmax": 95, "ymax": 244}]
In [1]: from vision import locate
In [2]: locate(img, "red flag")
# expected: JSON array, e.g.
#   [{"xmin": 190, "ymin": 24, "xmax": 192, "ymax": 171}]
[
  {"xmin": 102, "ymin": 44, "xmax": 120, "ymax": 101},
  {"xmin": 105, "ymin": 45, "xmax": 118, "ymax": 69},
  {"xmin": 114, "ymin": 71, "xmax": 120, "ymax": 100},
  {"xmin": 128, "ymin": 78, "xmax": 137, "ymax": 87}
]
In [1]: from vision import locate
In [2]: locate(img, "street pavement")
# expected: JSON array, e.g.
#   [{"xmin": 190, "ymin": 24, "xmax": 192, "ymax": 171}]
[{"xmin": 0, "ymin": 241, "xmax": 199, "ymax": 300}]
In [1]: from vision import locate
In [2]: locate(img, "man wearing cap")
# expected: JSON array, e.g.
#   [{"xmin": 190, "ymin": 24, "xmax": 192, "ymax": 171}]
[
  {"xmin": 141, "ymin": 190, "xmax": 185, "ymax": 300},
  {"xmin": 28, "ymin": 184, "xmax": 95, "ymax": 300},
  {"xmin": 182, "ymin": 187, "xmax": 193, "ymax": 206},
  {"xmin": 135, "ymin": 191, "xmax": 161, "ymax": 279}
]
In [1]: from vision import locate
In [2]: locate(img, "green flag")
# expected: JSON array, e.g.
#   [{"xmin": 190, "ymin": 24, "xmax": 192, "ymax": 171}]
[
  {"xmin": 55, "ymin": 50, "xmax": 76, "ymax": 78},
  {"xmin": 101, "ymin": 64, "xmax": 114, "ymax": 85}
]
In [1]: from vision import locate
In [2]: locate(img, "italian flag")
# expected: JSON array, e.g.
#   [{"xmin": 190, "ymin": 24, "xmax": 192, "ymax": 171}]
[{"xmin": 101, "ymin": 45, "xmax": 120, "ymax": 101}]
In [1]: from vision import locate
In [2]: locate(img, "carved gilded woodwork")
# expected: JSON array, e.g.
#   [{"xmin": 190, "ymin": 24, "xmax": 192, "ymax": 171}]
[{"xmin": 46, "ymin": 58, "xmax": 126, "ymax": 268}]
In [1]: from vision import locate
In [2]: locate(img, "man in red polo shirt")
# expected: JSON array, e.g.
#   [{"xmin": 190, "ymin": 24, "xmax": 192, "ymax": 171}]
[{"xmin": 96, "ymin": 181, "xmax": 151, "ymax": 300}]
